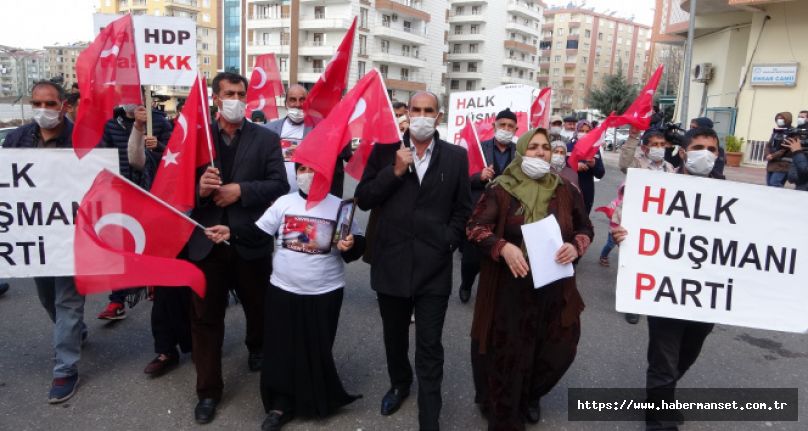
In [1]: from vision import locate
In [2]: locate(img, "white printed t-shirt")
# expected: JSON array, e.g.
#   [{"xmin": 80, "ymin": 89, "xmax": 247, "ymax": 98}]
[
  {"xmin": 255, "ymin": 192, "xmax": 363, "ymax": 295},
  {"xmin": 280, "ymin": 119, "xmax": 306, "ymax": 192}
]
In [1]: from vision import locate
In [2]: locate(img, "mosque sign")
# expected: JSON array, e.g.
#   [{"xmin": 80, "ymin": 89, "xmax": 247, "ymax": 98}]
[{"xmin": 750, "ymin": 63, "xmax": 799, "ymax": 87}]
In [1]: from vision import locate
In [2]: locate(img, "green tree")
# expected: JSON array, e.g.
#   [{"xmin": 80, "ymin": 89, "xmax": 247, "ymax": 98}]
[{"xmin": 585, "ymin": 65, "xmax": 638, "ymax": 117}]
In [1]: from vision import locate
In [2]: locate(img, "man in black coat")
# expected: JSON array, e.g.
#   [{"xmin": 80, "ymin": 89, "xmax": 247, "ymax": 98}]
[
  {"xmin": 356, "ymin": 91, "xmax": 471, "ymax": 431},
  {"xmin": 188, "ymin": 72, "xmax": 289, "ymax": 424},
  {"xmin": 459, "ymin": 108, "xmax": 517, "ymax": 303}
]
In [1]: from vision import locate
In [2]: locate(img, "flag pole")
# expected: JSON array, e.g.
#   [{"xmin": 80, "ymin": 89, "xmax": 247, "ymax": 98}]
[
  {"xmin": 374, "ymin": 68, "xmax": 412, "ymax": 173},
  {"xmin": 145, "ymin": 85, "xmax": 153, "ymax": 136},
  {"xmin": 470, "ymin": 121, "xmax": 487, "ymax": 167},
  {"xmin": 197, "ymin": 73, "xmax": 216, "ymax": 168}
]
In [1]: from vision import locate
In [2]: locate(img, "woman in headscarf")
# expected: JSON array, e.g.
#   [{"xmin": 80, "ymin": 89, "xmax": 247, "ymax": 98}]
[
  {"xmin": 549, "ymin": 139, "xmax": 580, "ymax": 190},
  {"xmin": 467, "ymin": 128, "xmax": 594, "ymax": 430},
  {"xmin": 765, "ymin": 111, "xmax": 793, "ymax": 187},
  {"xmin": 568, "ymin": 120, "xmax": 604, "ymax": 213}
]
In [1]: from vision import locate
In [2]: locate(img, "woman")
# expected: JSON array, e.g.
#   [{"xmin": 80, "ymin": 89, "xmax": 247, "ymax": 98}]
[
  {"xmin": 549, "ymin": 140, "xmax": 580, "ymax": 190},
  {"xmin": 467, "ymin": 128, "xmax": 594, "ymax": 430},
  {"xmin": 205, "ymin": 164, "xmax": 364, "ymax": 431},
  {"xmin": 568, "ymin": 120, "xmax": 604, "ymax": 213},
  {"xmin": 765, "ymin": 112, "xmax": 793, "ymax": 187}
]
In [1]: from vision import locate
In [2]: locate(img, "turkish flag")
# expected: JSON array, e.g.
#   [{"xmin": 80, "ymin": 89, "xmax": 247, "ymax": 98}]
[
  {"xmin": 150, "ymin": 76, "xmax": 214, "ymax": 212},
  {"xmin": 246, "ymin": 54, "xmax": 284, "ymax": 122},
  {"xmin": 530, "ymin": 88, "xmax": 552, "ymax": 129},
  {"xmin": 74, "ymin": 170, "xmax": 205, "ymax": 297},
  {"xmin": 295, "ymin": 69, "xmax": 399, "ymax": 208},
  {"xmin": 458, "ymin": 120, "xmax": 486, "ymax": 176},
  {"xmin": 567, "ymin": 115, "xmax": 618, "ymax": 169},
  {"xmin": 73, "ymin": 14, "xmax": 141, "ymax": 158},
  {"xmin": 617, "ymin": 65, "xmax": 664, "ymax": 130},
  {"xmin": 302, "ymin": 17, "xmax": 357, "ymax": 124},
  {"xmin": 474, "ymin": 118, "xmax": 496, "ymax": 142}
]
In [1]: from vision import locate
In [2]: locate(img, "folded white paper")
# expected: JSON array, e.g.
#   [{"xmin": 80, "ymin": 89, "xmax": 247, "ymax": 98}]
[{"xmin": 520, "ymin": 215, "xmax": 575, "ymax": 289}]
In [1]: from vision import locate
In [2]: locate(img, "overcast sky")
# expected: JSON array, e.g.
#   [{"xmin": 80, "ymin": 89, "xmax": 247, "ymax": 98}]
[{"xmin": 0, "ymin": 0, "xmax": 654, "ymax": 51}]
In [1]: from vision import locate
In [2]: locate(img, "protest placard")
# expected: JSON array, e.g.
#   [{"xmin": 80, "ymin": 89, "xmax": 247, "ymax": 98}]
[
  {"xmin": 616, "ymin": 169, "xmax": 808, "ymax": 333},
  {"xmin": 447, "ymin": 85, "xmax": 536, "ymax": 145},
  {"xmin": 0, "ymin": 149, "xmax": 118, "ymax": 277}
]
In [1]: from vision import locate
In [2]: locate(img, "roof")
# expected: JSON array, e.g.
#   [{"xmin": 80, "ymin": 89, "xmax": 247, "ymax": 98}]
[{"xmin": 544, "ymin": 7, "xmax": 652, "ymax": 29}]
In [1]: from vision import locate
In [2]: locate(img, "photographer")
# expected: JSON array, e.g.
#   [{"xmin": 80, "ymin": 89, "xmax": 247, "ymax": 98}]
[
  {"xmin": 765, "ymin": 112, "xmax": 793, "ymax": 187},
  {"xmin": 786, "ymin": 137, "xmax": 808, "ymax": 190}
]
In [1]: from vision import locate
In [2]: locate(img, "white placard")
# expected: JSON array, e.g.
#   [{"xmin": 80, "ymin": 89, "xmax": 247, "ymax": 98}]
[
  {"xmin": 0, "ymin": 149, "xmax": 119, "ymax": 277},
  {"xmin": 447, "ymin": 84, "xmax": 536, "ymax": 145},
  {"xmin": 616, "ymin": 169, "xmax": 808, "ymax": 333},
  {"xmin": 93, "ymin": 13, "xmax": 197, "ymax": 86},
  {"xmin": 521, "ymin": 215, "xmax": 574, "ymax": 289}
]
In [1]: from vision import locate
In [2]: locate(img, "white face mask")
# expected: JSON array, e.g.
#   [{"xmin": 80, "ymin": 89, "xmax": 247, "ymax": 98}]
[
  {"xmin": 685, "ymin": 149, "xmax": 717, "ymax": 176},
  {"xmin": 577, "ymin": 132, "xmax": 588, "ymax": 139},
  {"xmin": 776, "ymin": 119, "xmax": 786, "ymax": 128},
  {"xmin": 798, "ymin": 117, "xmax": 807, "ymax": 126},
  {"xmin": 287, "ymin": 107, "xmax": 305, "ymax": 124},
  {"xmin": 494, "ymin": 128, "xmax": 514, "ymax": 144},
  {"xmin": 220, "ymin": 99, "xmax": 246, "ymax": 123},
  {"xmin": 560, "ymin": 129, "xmax": 575, "ymax": 138},
  {"xmin": 648, "ymin": 146, "xmax": 666, "ymax": 162},
  {"xmin": 32, "ymin": 107, "xmax": 62, "ymax": 130},
  {"xmin": 521, "ymin": 156, "xmax": 552, "ymax": 179},
  {"xmin": 296, "ymin": 172, "xmax": 314, "ymax": 195},
  {"xmin": 550, "ymin": 126, "xmax": 562, "ymax": 135},
  {"xmin": 409, "ymin": 116, "xmax": 437, "ymax": 142},
  {"xmin": 550, "ymin": 154, "xmax": 566, "ymax": 172}
]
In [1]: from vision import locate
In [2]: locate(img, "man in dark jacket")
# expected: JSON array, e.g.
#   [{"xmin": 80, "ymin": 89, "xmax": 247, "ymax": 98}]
[
  {"xmin": 356, "ymin": 91, "xmax": 471, "ymax": 431},
  {"xmin": 188, "ymin": 72, "xmax": 289, "ymax": 424},
  {"xmin": 786, "ymin": 137, "xmax": 808, "ymax": 191},
  {"xmin": 96, "ymin": 103, "xmax": 173, "ymax": 321},
  {"xmin": 3, "ymin": 80, "xmax": 87, "ymax": 404},
  {"xmin": 458, "ymin": 108, "xmax": 517, "ymax": 303}
]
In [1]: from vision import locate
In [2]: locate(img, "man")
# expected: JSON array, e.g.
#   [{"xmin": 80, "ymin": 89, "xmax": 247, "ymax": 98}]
[
  {"xmin": 3, "ymin": 80, "xmax": 88, "ymax": 403},
  {"xmin": 356, "ymin": 91, "xmax": 471, "ymax": 431},
  {"xmin": 787, "ymin": 135, "xmax": 808, "ymax": 190},
  {"xmin": 64, "ymin": 92, "xmax": 80, "ymax": 123},
  {"xmin": 251, "ymin": 110, "xmax": 267, "ymax": 125},
  {"xmin": 613, "ymin": 128, "xmax": 722, "ymax": 431},
  {"xmin": 96, "ymin": 102, "xmax": 172, "ymax": 320},
  {"xmin": 188, "ymin": 72, "xmax": 289, "ymax": 424},
  {"xmin": 393, "ymin": 101, "xmax": 408, "ymax": 118},
  {"xmin": 459, "ymin": 108, "xmax": 517, "ymax": 303},
  {"xmin": 797, "ymin": 110, "xmax": 808, "ymax": 129},
  {"xmin": 560, "ymin": 115, "xmax": 577, "ymax": 141},
  {"xmin": 686, "ymin": 117, "xmax": 725, "ymax": 178},
  {"xmin": 549, "ymin": 115, "xmax": 564, "ymax": 138}
]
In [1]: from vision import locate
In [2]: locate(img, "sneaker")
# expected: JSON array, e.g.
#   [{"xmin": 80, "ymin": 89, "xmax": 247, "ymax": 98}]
[
  {"xmin": 599, "ymin": 256, "xmax": 610, "ymax": 267},
  {"xmin": 97, "ymin": 302, "xmax": 126, "ymax": 320},
  {"xmin": 48, "ymin": 374, "xmax": 79, "ymax": 404}
]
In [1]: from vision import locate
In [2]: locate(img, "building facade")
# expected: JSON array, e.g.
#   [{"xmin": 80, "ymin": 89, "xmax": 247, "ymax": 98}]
[
  {"xmin": 539, "ymin": 7, "xmax": 651, "ymax": 114},
  {"xmin": 0, "ymin": 46, "xmax": 48, "ymax": 97},
  {"xmin": 44, "ymin": 43, "xmax": 88, "ymax": 90},
  {"xmin": 243, "ymin": 0, "xmax": 448, "ymax": 104},
  {"xmin": 446, "ymin": 0, "xmax": 545, "ymax": 93},
  {"xmin": 96, "ymin": 0, "xmax": 219, "ymax": 80}
]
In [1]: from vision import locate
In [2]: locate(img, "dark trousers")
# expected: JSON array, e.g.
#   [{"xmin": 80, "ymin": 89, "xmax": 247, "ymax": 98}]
[
  {"xmin": 191, "ymin": 244, "xmax": 269, "ymax": 400},
  {"xmin": 378, "ymin": 292, "xmax": 449, "ymax": 431},
  {"xmin": 645, "ymin": 316, "xmax": 714, "ymax": 430},
  {"xmin": 152, "ymin": 287, "xmax": 192, "ymax": 356},
  {"xmin": 459, "ymin": 239, "xmax": 481, "ymax": 292}
]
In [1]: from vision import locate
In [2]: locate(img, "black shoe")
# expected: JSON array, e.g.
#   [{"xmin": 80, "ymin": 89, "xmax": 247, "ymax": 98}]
[
  {"xmin": 144, "ymin": 353, "xmax": 179, "ymax": 376},
  {"xmin": 380, "ymin": 387, "xmax": 410, "ymax": 416},
  {"xmin": 525, "ymin": 399, "xmax": 541, "ymax": 423},
  {"xmin": 459, "ymin": 287, "xmax": 471, "ymax": 303},
  {"xmin": 261, "ymin": 410, "xmax": 294, "ymax": 431},
  {"xmin": 625, "ymin": 313, "xmax": 640, "ymax": 324},
  {"xmin": 248, "ymin": 352, "xmax": 262, "ymax": 372},
  {"xmin": 0, "ymin": 283, "xmax": 9, "ymax": 297},
  {"xmin": 194, "ymin": 398, "xmax": 218, "ymax": 424}
]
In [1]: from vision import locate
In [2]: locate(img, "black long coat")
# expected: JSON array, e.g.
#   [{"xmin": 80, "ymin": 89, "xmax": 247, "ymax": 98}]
[{"xmin": 356, "ymin": 132, "xmax": 472, "ymax": 298}]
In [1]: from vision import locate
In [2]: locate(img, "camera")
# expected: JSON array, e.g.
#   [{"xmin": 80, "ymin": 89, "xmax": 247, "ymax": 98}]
[
  {"xmin": 659, "ymin": 122, "xmax": 686, "ymax": 147},
  {"xmin": 771, "ymin": 128, "xmax": 808, "ymax": 152}
]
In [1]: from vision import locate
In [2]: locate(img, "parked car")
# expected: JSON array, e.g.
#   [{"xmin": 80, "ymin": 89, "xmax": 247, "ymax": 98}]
[{"xmin": 603, "ymin": 127, "xmax": 630, "ymax": 151}]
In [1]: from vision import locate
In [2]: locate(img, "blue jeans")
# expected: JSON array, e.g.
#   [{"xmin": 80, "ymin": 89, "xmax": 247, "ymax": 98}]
[
  {"xmin": 35, "ymin": 276, "xmax": 87, "ymax": 379},
  {"xmin": 767, "ymin": 171, "xmax": 787, "ymax": 187},
  {"xmin": 600, "ymin": 232, "xmax": 616, "ymax": 259}
]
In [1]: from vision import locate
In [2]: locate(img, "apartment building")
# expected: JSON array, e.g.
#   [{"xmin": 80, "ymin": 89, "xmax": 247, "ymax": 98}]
[
  {"xmin": 539, "ymin": 7, "xmax": 651, "ymax": 113},
  {"xmin": 0, "ymin": 46, "xmax": 48, "ymax": 97},
  {"xmin": 242, "ymin": 0, "xmax": 448, "ymax": 103},
  {"xmin": 44, "ymin": 43, "xmax": 88, "ymax": 90},
  {"xmin": 447, "ymin": 0, "xmax": 545, "ymax": 92},
  {"xmin": 97, "ymin": 0, "xmax": 219, "ymax": 80}
]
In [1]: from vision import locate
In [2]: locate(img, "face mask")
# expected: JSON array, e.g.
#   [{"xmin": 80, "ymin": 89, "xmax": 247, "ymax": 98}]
[
  {"xmin": 798, "ymin": 117, "xmax": 807, "ymax": 127},
  {"xmin": 409, "ymin": 116, "xmax": 437, "ymax": 142},
  {"xmin": 296, "ymin": 172, "xmax": 314, "ymax": 195},
  {"xmin": 685, "ymin": 149, "xmax": 717, "ymax": 176},
  {"xmin": 220, "ymin": 99, "xmax": 246, "ymax": 123},
  {"xmin": 121, "ymin": 104, "xmax": 139, "ymax": 115},
  {"xmin": 32, "ymin": 107, "xmax": 62, "ymax": 130},
  {"xmin": 776, "ymin": 119, "xmax": 786, "ymax": 128},
  {"xmin": 560, "ymin": 129, "xmax": 574, "ymax": 139},
  {"xmin": 287, "ymin": 107, "xmax": 305, "ymax": 124},
  {"xmin": 494, "ymin": 128, "xmax": 514, "ymax": 143},
  {"xmin": 577, "ymin": 132, "xmax": 588, "ymax": 139},
  {"xmin": 550, "ymin": 126, "xmax": 562, "ymax": 135},
  {"xmin": 521, "ymin": 156, "xmax": 552, "ymax": 179},
  {"xmin": 550, "ymin": 154, "xmax": 566, "ymax": 172},
  {"xmin": 648, "ymin": 146, "xmax": 666, "ymax": 162}
]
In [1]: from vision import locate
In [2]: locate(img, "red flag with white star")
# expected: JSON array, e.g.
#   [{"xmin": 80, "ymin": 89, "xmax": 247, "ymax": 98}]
[
  {"xmin": 73, "ymin": 14, "xmax": 141, "ymax": 158},
  {"xmin": 530, "ymin": 88, "xmax": 552, "ymax": 129},
  {"xmin": 617, "ymin": 65, "xmax": 664, "ymax": 130},
  {"xmin": 302, "ymin": 17, "xmax": 357, "ymax": 124},
  {"xmin": 150, "ymin": 76, "xmax": 214, "ymax": 212},
  {"xmin": 457, "ymin": 120, "xmax": 486, "ymax": 176},
  {"xmin": 246, "ymin": 53, "xmax": 284, "ymax": 122}
]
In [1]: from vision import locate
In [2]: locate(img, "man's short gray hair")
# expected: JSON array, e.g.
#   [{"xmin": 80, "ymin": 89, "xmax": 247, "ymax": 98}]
[{"xmin": 409, "ymin": 91, "xmax": 441, "ymax": 112}]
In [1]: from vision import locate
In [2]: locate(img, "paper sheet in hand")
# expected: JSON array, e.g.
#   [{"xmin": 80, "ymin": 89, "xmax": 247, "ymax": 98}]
[{"xmin": 521, "ymin": 215, "xmax": 574, "ymax": 289}]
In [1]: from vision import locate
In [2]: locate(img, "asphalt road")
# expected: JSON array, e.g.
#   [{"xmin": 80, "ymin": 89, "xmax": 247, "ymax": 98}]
[{"xmin": 1, "ymin": 153, "xmax": 806, "ymax": 431}]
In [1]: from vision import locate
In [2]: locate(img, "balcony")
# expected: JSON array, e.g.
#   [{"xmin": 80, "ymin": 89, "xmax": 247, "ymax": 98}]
[
  {"xmin": 562, "ymin": 75, "xmax": 575, "ymax": 82},
  {"xmin": 299, "ymin": 17, "xmax": 353, "ymax": 30},
  {"xmin": 299, "ymin": 43, "xmax": 336, "ymax": 57},
  {"xmin": 449, "ymin": 12, "xmax": 485, "ymax": 24},
  {"xmin": 384, "ymin": 78, "xmax": 427, "ymax": 92},
  {"xmin": 246, "ymin": 43, "xmax": 290, "ymax": 56},
  {"xmin": 298, "ymin": 71, "xmax": 323, "ymax": 84},
  {"xmin": 567, "ymin": 34, "xmax": 579, "ymax": 41},
  {"xmin": 371, "ymin": 51, "xmax": 427, "ymax": 68},
  {"xmin": 561, "ymin": 102, "xmax": 573, "ymax": 109},
  {"xmin": 503, "ymin": 40, "xmax": 536, "ymax": 55},
  {"xmin": 165, "ymin": 0, "xmax": 200, "ymax": 11},
  {"xmin": 448, "ymin": 32, "xmax": 486, "ymax": 42},
  {"xmin": 447, "ymin": 51, "xmax": 485, "ymax": 62},
  {"xmin": 247, "ymin": 17, "xmax": 290, "ymax": 29},
  {"xmin": 375, "ymin": 0, "xmax": 431, "ymax": 22},
  {"xmin": 564, "ymin": 61, "xmax": 577, "ymax": 68},
  {"xmin": 542, "ymin": 23, "xmax": 554, "ymax": 31},
  {"xmin": 539, "ymin": 61, "xmax": 550, "ymax": 69},
  {"xmin": 501, "ymin": 75, "xmax": 535, "ymax": 86},
  {"xmin": 449, "ymin": 71, "xmax": 484, "ymax": 80},
  {"xmin": 375, "ymin": 25, "xmax": 429, "ymax": 45},
  {"xmin": 569, "ymin": 21, "xmax": 581, "ymax": 28},
  {"xmin": 503, "ymin": 57, "xmax": 535, "ymax": 69},
  {"xmin": 508, "ymin": 1, "xmax": 542, "ymax": 21},
  {"xmin": 505, "ymin": 21, "xmax": 539, "ymax": 37}
]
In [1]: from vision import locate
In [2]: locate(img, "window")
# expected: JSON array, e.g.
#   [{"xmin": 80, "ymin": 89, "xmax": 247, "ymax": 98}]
[
  {"xmin": 381, "ymin": 40, "xmax": 389, "ymax": 53},
  {"xmin": 279, "ymin": 57, "xmax": 287, "ymax": 71},
  {"xmin": 469, "ymin": 43, "xmax": 478, "ymax": 53},
  {"xmin": 358, "ymin": 35, "xmax": 367, "ymax": 55},
  {"xmin": 312, "ymin": 59, "xmax": 324, "ymax": 73},
  {"xmin": 455, "ymin": 6, "xmax": 464, "ymax": 15},
  {"xmin": 585, "ymin": 29, "xmax": 591, "ymax": 38},
  {"xmin": 401, "ymin": 68, "xmax": 409, "ymax": 80},
  {"xmin": 598, "ymin": 32, "xmax": 603, "ymax": 41},
  {"xmin": 314, "ymin": 6, "xmax": 325, "ymax": 19},
  {"xmin": 468, "ymin": 62, "xmax": 477, "ymax": 72},
  {"xmin": 558, "ymin": 28, "xmax": 564, "ymax": 35},
  {"xmin": 454, "ymin": 25, "xmax": 463, "ymax": 35},
  {"xmin": 466, "ymin": 81, "xmax": 475, "ymax": 90},
  {"xmin": 203, "ymin": 56, "xmax": 210, "ymax": 64},
  {"xmin": 470, "ymin": 25, "xmax": 479, "ymax": 34},
  {"xmin": 261, "ymin": 32, "xmax": 271, "ymax": 45},
  {"xmin": 360, "ymin": 8, "xmax": 369, "ymax": 28},
  {"xmin": 554, "ymin": 55, "xmax": 561, "ymax": 62},
  {"xmin": 453, "ymin": 44, "xmax": 461, "ymax": 53},
  {"xmin": 452, "ymin": 62, "xmax": 461, "ymax": 72},
  {"xmin": 401, "ymin": 45, "xmax": 411, "ymax": 56},
  {"xmin": 382, "ymin": 15, "xmax": 391, "ymax": 27},
  {"xmin": 403, "ymin": 21, "xmax": 412, "ymax": 33},
  {"xmin": 450, "ymin": 79, "xmax": 460, "ymax": 90},
  {"xmin": 313, "ymin": 33, "xmax": 324, "ymax": 46},
  {"xmin": 358, "ymin": 61, "xmax": 366, "ymax": 77},
  {"xmin": 281, "ymin": 32, "xmax": 290, "ymax": 45},
  {"xmin": 380, "ymin": 64, "xmax": 388, "ymax": 78},
  {"xmin": 471, "ymin": 5, "xmax": 480, "ymax": 14}
]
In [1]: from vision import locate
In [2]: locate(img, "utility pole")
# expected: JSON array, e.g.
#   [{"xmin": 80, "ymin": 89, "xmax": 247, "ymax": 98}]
[
  {"xmin": 679, "ymin": 0, "xmax": 697, "ymax": 125},
  {"xmin": 289, "ymin": 0, "xmax": 299, "ymax": 85}
]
